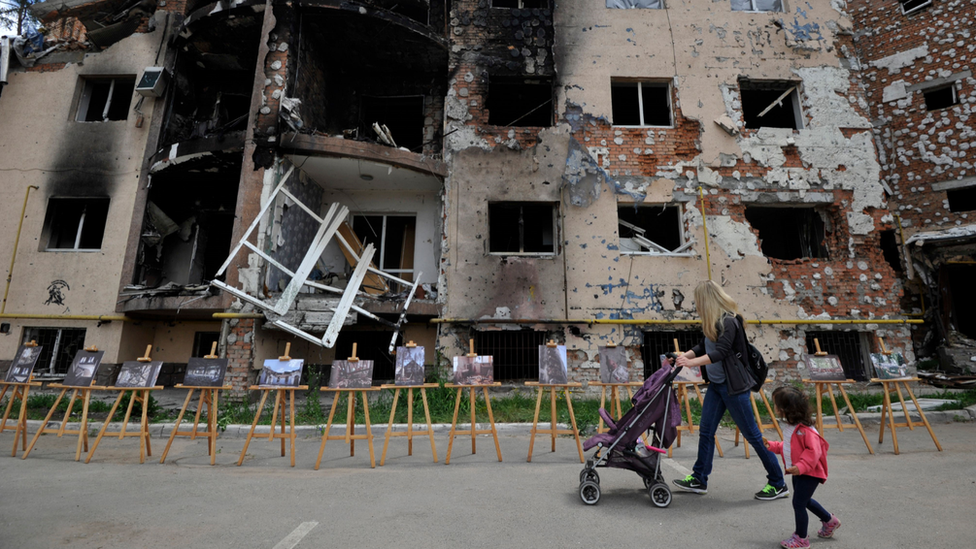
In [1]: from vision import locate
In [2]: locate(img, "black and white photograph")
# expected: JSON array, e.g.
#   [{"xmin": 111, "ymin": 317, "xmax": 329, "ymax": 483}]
[
  {"xmin": 329, "ymin": 360, "xmax": 374, "ymax": 389},
  {"xmin": 453, "ymin": 355, "xmax": 494, "ymax": 385},
  {"xmin": 599, "ymin": 346, "xmax": 629, "ymax": 384},
  {"xmin": 114, "ymin": 361, "xmax": 164, "ymax": 388},
  {"xmin": 258, "ymin": 359, "xmax": 305, "ymax": 387},
  {"xmin": 4, "ymin": 344, "xmax": 43, "ymax": 383},
  {"xmin": 395, "ymin": 346, "xmax": 425, "ymax": 386},
  {"xmin": 62, "ymin": 350, "xmax": 104, "ymax": 387},
  {"xmin": 870, "ymin": 352, "xmax": 911, "ymax": 380},
  {"xmin": 803, "ymin": 354, "xmax": 847, "ymax": 381},
  {"xmin": 538, "ymin": 344, "xmax": 568, "ymax": 384},
  {"xmin": 183, "ymin": 357, "xmax": 229, "ymax": 387}
]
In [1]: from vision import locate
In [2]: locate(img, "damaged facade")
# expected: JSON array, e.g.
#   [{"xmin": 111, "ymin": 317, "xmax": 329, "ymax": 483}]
[{"xmin": 0, "ymin": 0, "xmax": 966, "ymax": 392}]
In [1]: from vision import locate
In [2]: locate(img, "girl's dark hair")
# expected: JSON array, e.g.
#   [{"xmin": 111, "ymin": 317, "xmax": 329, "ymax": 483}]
[{"xmin": 772, "ymin": 386, "xmax": 814, "ymax": 427}]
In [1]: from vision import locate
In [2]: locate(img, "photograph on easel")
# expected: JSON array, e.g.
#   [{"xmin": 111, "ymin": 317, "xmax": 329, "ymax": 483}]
[
  {"xmin": 4, "ymin": 344, "xmax": 43, "ymax": 383},
  {"xmin": 329, "ymin": 360, "xmax": 374, "ymax": 389},
  {"xmin": 258, "ymin": 359, "xmax": 304, "ymax": 387},
  {"xmin": 452, "ymin": 355, "xmax": 494, "ymax": 385},
  {"xmin": 115, "ymin": 361, "xmax": 164, "ymax": 388},
  {"xmin": 395, "ymin": 346, "xmax": 425, "ymax": 386},
  {"xmin": 802, "ymin": 354, "xmax": 847, "ymax": 381},
  {"xmin": 538, "ymin": 344, "xmax": 569, "ymax": 384},
  {"xmin": 183, "ymin": 357, "xmax": 229, "ymax": 387},
  {"xmin": 62, "ymin": 350, "xmax": 105, "ymax": 387},
  {"xmin": 667, "ymin": 354, "xmax": 704, "ymax": 382},
  {"xmin": 870, "ymin": 352, "xmax": 911, "ymax": 380},
  {"xmin": 599, "ymin": 346, "xmax": 629, "ymax": 384}
]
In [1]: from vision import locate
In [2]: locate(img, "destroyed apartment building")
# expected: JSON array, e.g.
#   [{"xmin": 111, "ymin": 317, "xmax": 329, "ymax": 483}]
[{"xmin": 0, "ymin": 0, "xmax": 972, "ymax": 394}]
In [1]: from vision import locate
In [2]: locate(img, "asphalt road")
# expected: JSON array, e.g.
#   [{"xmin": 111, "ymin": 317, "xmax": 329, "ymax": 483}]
[{"xmin": 1, "ymin": 420, "xmax": 973, "ymax": 548}]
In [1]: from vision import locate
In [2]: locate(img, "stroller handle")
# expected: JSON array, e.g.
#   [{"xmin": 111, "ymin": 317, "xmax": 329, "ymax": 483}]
[{"xmin": 664, "ymin": 365, "xmax": 683, "ymax": 385}]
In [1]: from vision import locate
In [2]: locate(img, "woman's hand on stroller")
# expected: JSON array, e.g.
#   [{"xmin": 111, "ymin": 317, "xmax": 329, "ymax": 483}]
[{"xmin": 664, "ymin": 352, "xmax": 678, "ymax": 369}]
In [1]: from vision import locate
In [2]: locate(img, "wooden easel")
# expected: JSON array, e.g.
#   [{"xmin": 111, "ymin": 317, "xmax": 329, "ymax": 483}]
[
  {"xmin": 524, "ymin": 340, "xmax": 584, "ymax": 463},
  {"xmin": 872, "ymin": 337, "xmax": 942, "ymax": 455},
  {"xmin": 1, "ymin": 340, "xmax": 42, "ymax": 457},
  {"xmin": 733, "ymin": 385, "xmax": 784, "ymax": 458},
  {"xmin": 802, "ymin": 338, "xmax": 874, "ymax": 454},
  {"xmin": 590, "ymin": 343, "xmax": 643, "ymax": 434},
  {"xmin": 671, "ymin": 339, "xmax": 724, "ymax": 459},
  {"xmin": 238, "ymin": 343, "xmax": 308, "ymax": 467},
  {"xmin": 379, "ymin": 341, "xmax": 438, "ymax": 465},
  {"xmin": 160, "ymin": 343, "xmax": 230, "ymax": 465},
  {"xmin": 445, "ymin": 339, "xmax": 502, "ymax": 464},
  {"xmin": 22, "ymin": 345, "xmax": 100, "ymax": 461},
  {"xmin": 86, "ymin": 345, "xmax": 163, "ymax": 464},
  {"xmin": 316, "ymin": 343, "xmax": 380, "ymax": 469}
]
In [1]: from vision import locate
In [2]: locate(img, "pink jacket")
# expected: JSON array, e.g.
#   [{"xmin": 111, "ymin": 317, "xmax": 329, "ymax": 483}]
[{"xmin": 767, "ymin": 425, "xmax": 829, "ymax": 482}]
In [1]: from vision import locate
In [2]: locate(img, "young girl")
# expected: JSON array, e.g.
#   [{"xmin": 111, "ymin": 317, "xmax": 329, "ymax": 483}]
[{"xmin": 765, "ymin": 387, "xmax": 841, "ymax": 548}]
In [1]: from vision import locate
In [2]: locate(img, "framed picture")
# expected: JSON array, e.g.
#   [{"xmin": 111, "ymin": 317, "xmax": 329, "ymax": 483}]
[
  {"xmin": 258, "ymin": 359, "xmax": 304, "ymax": 387},
  {"xmin": 183, "ymin": 357, "xmax": 229, "ymax": 387},
  {"xmin": 4, "ymin": 344, "xmax": 43, "ymax": 383},
  {"xmin": 668, "ymin": 354, "xmax": 703, "ymax": 383},
  {"xmin": 452, "ymin": 355, "xmax": 494, "ymax": 385},
  {"xmin": 115, "ymin": 361, "xmax": 164, "ymax": 388},
  {"xmin": 395, "ymin": 346, "xmax": 425, "ymax": 386},
  {"xmin": 599, "ymin": 346, "xmax": 629, "ymax": 384},
  {"xmin": 803, "ymin": 354, "xmax": 847, "ymax": 381},
  {"xmin": 329, "ymin": 360, "xmax": 374, "ymax": 389},
  {"xmin": 538, "ymin": 345, "xmax": 568, "ymax": 385},
  {"xmin": 62, "ymin": 350, "xmax": 105, "ymax": 388},
  {"xmin": 870, "ymin": 352, "xmax": 911, "ymax": 380}
]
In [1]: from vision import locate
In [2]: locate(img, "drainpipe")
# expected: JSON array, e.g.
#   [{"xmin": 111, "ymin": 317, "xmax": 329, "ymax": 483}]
[
  {"xmin": 697, "ymin": 186, "xmax": 712, "ymax": 281},
  {"xmin": 431, "ymin": 318, "xmax": 923, "ymax": 325},
  {"xmin": 2, "ymin": 185, "xmax": 38, "ymax": 314}
]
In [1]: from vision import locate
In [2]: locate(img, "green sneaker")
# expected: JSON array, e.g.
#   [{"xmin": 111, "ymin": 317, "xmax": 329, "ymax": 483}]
[
  {"xmin": 672, "ymin": 474, "xmax": 707, "ymax": 494},
  {"xmin": 755, "ymin": 483, "xmax": 789, "ymax": 501}
]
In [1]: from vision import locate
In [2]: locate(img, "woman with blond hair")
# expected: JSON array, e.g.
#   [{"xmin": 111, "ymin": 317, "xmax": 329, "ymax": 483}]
[{"xmin": 671, "ymin": 280, "xmax": 788, "ymax": 501}]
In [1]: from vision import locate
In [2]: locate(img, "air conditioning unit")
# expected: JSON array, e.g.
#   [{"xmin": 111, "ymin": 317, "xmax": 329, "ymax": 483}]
[{"xmin": 135, "ymin": 67, "xmax": 168, "ymax": 97}]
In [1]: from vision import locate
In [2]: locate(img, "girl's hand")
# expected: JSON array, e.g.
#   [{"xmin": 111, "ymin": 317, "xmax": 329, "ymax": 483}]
[{"xmin": 785, "ymin": 466, "xmax": 799, "ymax": 475}]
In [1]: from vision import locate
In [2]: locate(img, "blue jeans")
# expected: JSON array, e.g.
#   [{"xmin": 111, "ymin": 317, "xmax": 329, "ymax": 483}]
[{"xmin": 692, "ymin": 382, "xmax": 785, "ymax": 489}]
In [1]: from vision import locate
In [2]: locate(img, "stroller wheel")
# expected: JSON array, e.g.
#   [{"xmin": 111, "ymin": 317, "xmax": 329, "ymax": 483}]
[
  {"xmin": 648, "ymin": 483, "xmax": 672, "ymax": 508},
  {"xmin": 580, "ymin": 469, "xmax": 599, "ymax": 484},
  {"xmin": 579, "ymin": 480, "xmax": 601, "ymax": 505}
]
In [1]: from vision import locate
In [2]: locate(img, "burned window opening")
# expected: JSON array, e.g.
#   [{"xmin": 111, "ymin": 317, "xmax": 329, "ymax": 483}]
[
  {"xmin": 492, "ymin": 0, "xmax": 549, "ymax": 8},
  {"xmin": 76, "ymin": 77, "xmax": 135, "ymax": 122},
  {"xmin": 923, "ymin": 85, "xmax": 959, "ymax": 111},
  {"xmin": 946, "ymin": 186, "xmax": 976, "ymax": 212},
  {"xmin": 731, "ymin": 0, "xmax": 782, "ymax": 11},
  {"xmin": 486, "ymin": 77, "xmax": 553, "ymax": 127},
  {"xmin": 475, "ymin": 330, "xmax": 548, "ymax": 381},
  {"xmin": 611, "ymin": 80, "xmax": 672, "ymax": 127},
  {"xmin": 617, "ymin": 205, "xmax": 687, "ymax": 254},
  {"xmin": 352, "ymin": 214, "xmax": 416, "ymax": 292},
  {"xmin": 22, "ymin": 327, "xmax": 87, "ymax": 376},
  {"xmin": 745, "ymin": 206, "xmax": 828, "ymax": 260},
  {"xmin": 945, "ymin": 265, "xmax": 976, "ymax": 339},
  {"xmin": 900, "ymin": 0, "xmax": 932, "ymax": 15},
  {"xmin": 879, "ymin": 230, "xmax": 903, "ymax": 273},
  {"xmin": 642, "ymin": 330, "xmax": 702, "ymax": 379},
  {"xmin": 739, "ymin": 81, "xmax": 802, "ymax": 130},
  {"xmin": 359, "ymin": 96, "xmax": 425, "ymax": 152},
  {"xmin": 804, "ymin": 331, "xmax": 870, "ymax": 381},
  {"xmin": 43, "ymin": 197, "xmax": 110, "ymax": 251},
  {"xmin": 489, "ymin": 202, "xmax": 556, "ymax": 255}
]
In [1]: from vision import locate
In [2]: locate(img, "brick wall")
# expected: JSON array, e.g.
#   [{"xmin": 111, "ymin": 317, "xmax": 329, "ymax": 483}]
[{"xmin": 224, "ymin": 318, "xmax": 257, "ymax": 399}]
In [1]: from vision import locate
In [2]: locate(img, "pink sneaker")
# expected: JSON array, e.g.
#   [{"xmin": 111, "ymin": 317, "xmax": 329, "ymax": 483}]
[
  {"xmin": 780, "ymin": 533, "xmax": 810, "ymax": 548},
  {"xmin": 818, "ymin": 514, "xmax": 841, "ymax": 538}
]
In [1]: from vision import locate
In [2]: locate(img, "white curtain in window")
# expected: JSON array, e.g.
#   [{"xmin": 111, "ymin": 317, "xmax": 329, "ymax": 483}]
[{"xmin": 606, "ymin": 0, "xmax": 663, "ymax": 9}]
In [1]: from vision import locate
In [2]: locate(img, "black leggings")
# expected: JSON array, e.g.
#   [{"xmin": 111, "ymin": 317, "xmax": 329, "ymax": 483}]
[{"xmin": 792, "ymin": 475, "xmax": 832, "ymax": 538}]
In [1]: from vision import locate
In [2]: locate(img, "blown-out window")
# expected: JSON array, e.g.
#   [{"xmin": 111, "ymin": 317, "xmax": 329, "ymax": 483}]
[
  {"xmin": 76, "ymin": 77, "xmax": 135, "ymax": 122},
  {"xmin": 611, "ymin": 80, "xmax": 672, "ymax": 127},
  {"xmin": 745, "ymin": 206, "xmax": 828, "ymax": 260},
  {"xmin": 43, "ymin": 198, "xmax": 110, "ymax": 251},
  {"xmin": 489, "ymin": 202, "xmax": 556, "ymax": 255}
]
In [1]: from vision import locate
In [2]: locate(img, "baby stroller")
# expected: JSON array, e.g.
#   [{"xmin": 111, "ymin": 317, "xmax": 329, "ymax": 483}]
[{"xmin": 579, "ymin": 364, "xmax": 682, "ymax": 507}]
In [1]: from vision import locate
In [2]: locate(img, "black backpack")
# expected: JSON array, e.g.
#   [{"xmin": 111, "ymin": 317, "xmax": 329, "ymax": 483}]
[{"xmin": 735, "ymin": 317, "xmax": 769, "ymax": 392}]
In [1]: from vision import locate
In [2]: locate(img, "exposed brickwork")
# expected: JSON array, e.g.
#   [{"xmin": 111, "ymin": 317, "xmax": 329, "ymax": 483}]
[{"xmin": 225, "ymin": 318, "xmax": 257, "ymax": 399}]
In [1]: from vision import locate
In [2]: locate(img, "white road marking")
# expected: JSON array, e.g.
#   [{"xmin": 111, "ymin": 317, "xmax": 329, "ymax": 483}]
[
  {"xmin": 663, "ymin": 457, "xmax": 692, "ymax": 477},
  {"xmin": 272, "ymin": 521, "xmax": 319, "ymax": 549}
]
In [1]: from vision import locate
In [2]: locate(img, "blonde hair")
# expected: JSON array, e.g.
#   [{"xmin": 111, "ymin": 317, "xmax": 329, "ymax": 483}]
[{"xmin": 694, "ymin": 280, "xmax": 740, "ymax": 341}]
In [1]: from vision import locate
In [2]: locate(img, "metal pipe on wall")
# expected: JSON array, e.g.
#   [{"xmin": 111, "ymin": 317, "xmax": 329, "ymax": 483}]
[{"xmin": 2, "ymin": 185, "xmax": 39, "ymax": 314}]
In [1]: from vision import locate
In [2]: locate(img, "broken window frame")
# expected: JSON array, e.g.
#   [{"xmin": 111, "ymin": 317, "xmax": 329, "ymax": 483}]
[
  {"xmin": 617, "ymin": 204, "xmax": 695, "ymax": 257},
  {"xmin": 606, "ymin": 0, "xmax": 664, "ymax": 8},
  {"xmin": 730, "ymin": 0, "xmax": 783, "ymax": 12},
  {"xmin": 739, "ymin": 80, "xmax": 804, "ymax": 131},
  {"xmin": 900, "ymin": 0, "xmax": 932, "ymax": 15},
  {"xmin": 350, "ymin": 213, "xmax": 417, "ymax": 279},
  {"xmin": 42, "ymin": 197, "xmax": 111, "ymax": 252},
  {"xmin": 75, "ymin": 76, "xmax": 135, "ymax": 122},
  {"xmin": 486, "ymin": 76, "xmax": 554, "ymax": 127},
  {"xmin": 922, "ymin": 85, "xmax": 959, "ymax": 111},
  {"xmin": 22, "ymin": 327, "xmax": 87, "ymax": 376},
  {"xmin": 487, "ymin": 202, "xmax": 558, "ymax": 256},
  {"xmin": 610, "ymin": 79, "xmax": 673, "ymax": 128}
]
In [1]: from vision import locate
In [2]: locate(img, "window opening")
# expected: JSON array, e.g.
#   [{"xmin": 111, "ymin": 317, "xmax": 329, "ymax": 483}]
[
  {"xmin": 489, "ymin": 203, "xmax": 556, "ymax": 254},
  {"xmin": 192, "ymin": 332, "xmax": 221, "ymax": 357},
  {"xmin": 923, "ymin": 85, "xmax": 959, "ymax": 111},
  {"xmin": 731, "ymin": 0, "xmax": 782, "ymax": 11},
  {"xmin": 618, "ymin": 205, "xmax": 690, "ymax": 254},
  {"xmin": 43, "ymin": 198, "xmax": 110, "ymax": 251},
  {"xmin": 744, "ymin": 207, "xmax": 828, "ymax": 260},
  {"xmin": 607, "ymin": 0, "xmax": 663, "ymax": 8},
  {"xmin": 22, "ymin": 327, "xmax": 87, "ymax": 376},
  {"xmin": 486, "ymin": 77, "xmax": 553, "ymax": 127},
  {"xmin": 352, "ymin": 215, "xmax": 416, "ymax": 292},
  {"xmin": 879, "ymin": 230, "xmax": 903, "ymax": 273},
  {"xmin": 475, "ymin": 330, "xmax": 548, "ymax": 381},
  {"xmin": 739, "ymin": 82, "xmax": 801, "ymax": 130},
  {"xmin": 947, "ymin": 186, "xmax": 976, "ymax": 213},
  {"xmin": 611, "ymin": 80, "xmax": 672, "ymax": 127},
  {"xmin": 642, "ymin": 331, "xmax": 702, "ymax": 379},
  {"xmin": 804, "ymin": 331, "xmax": 869, "ymax": 381},
  {"xmin": 945, "ymin": 265, "xmax": 976, "ymax": 339},
  {"xmin": 77, "ymin": 77, "xmax": 135, "ymax": 122},
  {"xmin": 360, "ymin": 95, "xmax": 425, "ymax": 152},
  {"xmin": 900, "ymin": 0, "xmax": 932, "ymax": 15},
  {"xmin": 492, "ymin": 0, "xmax": 548, "ymax": 8}
]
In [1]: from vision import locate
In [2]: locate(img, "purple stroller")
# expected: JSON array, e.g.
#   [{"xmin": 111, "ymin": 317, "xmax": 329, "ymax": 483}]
[{"xmin": 579, "ymin": 365, "xmax": 683, "ymax": 507}]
